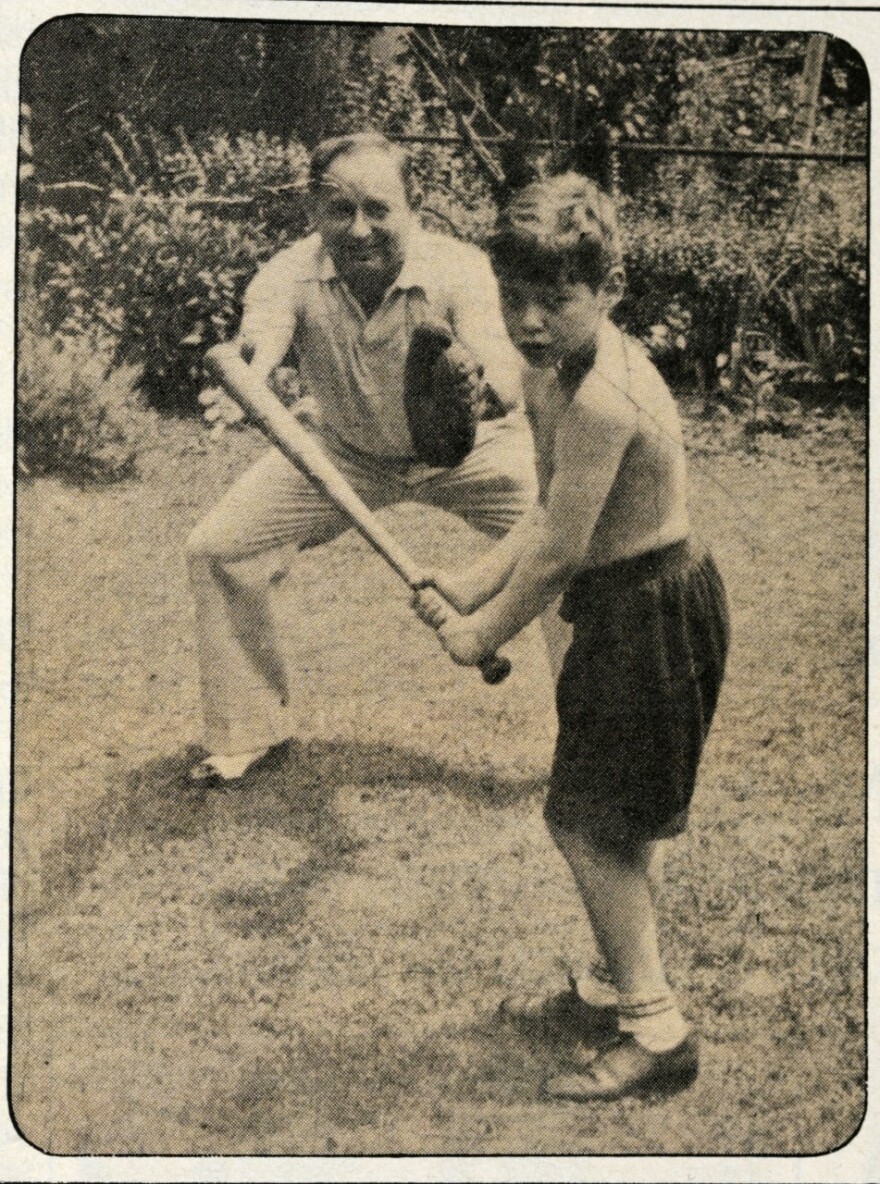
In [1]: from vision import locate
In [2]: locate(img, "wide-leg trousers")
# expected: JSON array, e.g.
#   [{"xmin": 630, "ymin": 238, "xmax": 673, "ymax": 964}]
[{"xmin": 187, "ymin": 416, "xmax": 547, "ymax": 754}]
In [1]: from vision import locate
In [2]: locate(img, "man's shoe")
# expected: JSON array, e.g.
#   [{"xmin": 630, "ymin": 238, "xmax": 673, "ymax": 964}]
[
  {"xmin": 498, "ymin": 974, "xmax": 618, "ymax": 1043},
  {"xmin": 188, "ymin": 742, "xmax": 286, "ymax": 788},
  {"xmin": 544, "ymin": 1032, "xmax": 699, "ymax": 1102}
]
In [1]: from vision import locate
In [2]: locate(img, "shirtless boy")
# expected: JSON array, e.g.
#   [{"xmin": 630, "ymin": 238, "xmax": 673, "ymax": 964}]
[{"xmin": 414, "ymin": 173, "xmax": 729, "ymax": 1100}]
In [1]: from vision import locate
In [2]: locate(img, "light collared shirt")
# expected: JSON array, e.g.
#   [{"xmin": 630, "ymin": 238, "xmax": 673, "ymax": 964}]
[{"xmin": 240, "ymin": 226, "xmax": 524, "ymax": 458}]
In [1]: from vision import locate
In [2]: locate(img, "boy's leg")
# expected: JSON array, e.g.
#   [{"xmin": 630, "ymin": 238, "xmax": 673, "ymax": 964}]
[
  {"xmin": 544, "ymin": 820, "xmax": 697, "ymax": 1100},
  {"xmin": 548, "ymin": 824, "xmax": 672, "ymax": 1003},
  {"xmin": 186, "ymin": 442, "xmax": 399, "ymax": 762}
]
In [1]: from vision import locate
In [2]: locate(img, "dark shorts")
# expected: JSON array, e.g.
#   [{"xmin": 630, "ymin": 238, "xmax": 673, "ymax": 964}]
[{"xmin": 546, "ymin": 539, "xmax": 729, "ymax": 846}]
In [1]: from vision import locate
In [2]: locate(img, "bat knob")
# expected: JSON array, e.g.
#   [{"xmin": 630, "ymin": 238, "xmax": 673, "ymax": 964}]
[{"xmin": 479, "ymin": 654, "xmax": 512, "ymax": 685}]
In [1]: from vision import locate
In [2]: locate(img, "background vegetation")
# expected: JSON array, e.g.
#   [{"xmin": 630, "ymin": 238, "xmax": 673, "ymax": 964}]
[{"xmin": 18, "ymin": 21, "xmax": 867, "ymax": 479}]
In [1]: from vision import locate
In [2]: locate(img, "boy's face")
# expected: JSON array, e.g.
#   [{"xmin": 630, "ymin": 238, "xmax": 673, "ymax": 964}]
[{"xmin": 498, "ymin": 274, "xmax": 617, "ymax": 369}]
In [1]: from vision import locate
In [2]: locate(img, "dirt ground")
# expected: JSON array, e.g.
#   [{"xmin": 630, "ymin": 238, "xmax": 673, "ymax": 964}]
[{"xmin": 11, "ymin": 408, "xmax": 865, "ymax": 1155}]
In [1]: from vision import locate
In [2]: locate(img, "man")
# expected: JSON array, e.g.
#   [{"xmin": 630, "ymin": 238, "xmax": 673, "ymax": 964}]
[{"xmin": 186, "ymin": 132, "xmax": 539, "ymax": 784}]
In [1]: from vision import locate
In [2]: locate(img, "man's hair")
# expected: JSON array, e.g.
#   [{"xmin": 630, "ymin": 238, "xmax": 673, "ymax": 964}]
[
  {"xmin": 489, "ymin": 172, "xmax": 623, "ymax": 291},
  {"xmin": 309, "ymin": 132, "xmax": 417, "ymax": 204}
]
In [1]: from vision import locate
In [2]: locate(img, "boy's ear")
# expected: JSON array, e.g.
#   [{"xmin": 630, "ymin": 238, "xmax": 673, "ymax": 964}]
[{"xmin": 602, "ymin": 266, "xmax": 625, "ymax": 311}]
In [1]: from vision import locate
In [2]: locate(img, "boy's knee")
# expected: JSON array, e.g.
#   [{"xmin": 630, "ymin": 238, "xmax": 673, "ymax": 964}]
[
  {"xmin": 544, "ymin": 809, "xmax": 585, "ymax": 858},
  {"xmin": 544, "ymin": 800, "xmax": 645, "ymax": 865}
]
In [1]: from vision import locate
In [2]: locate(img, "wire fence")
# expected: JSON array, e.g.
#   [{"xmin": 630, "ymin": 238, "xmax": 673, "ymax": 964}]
[{"xmin": 392, "ymin": 134, "xmax": 866, "ymax": 166}]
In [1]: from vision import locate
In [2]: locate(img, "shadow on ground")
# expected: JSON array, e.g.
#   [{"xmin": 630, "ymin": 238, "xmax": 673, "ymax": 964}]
[
  {"xmin": 176, "ymin": 1000, "xmax": 600, "ymax": 1144},
  {"xmin": 29, "ymin": 738, "xmax": 546, "ymax": 930}
]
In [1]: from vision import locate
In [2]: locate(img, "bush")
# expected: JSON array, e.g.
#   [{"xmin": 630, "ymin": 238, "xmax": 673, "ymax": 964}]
[
  {"xmin": 21, "ymin": 127, "xmax": 503, "ymax": 413},
  {"xmin": 22, "ymin": 123, "xmax": 866, "ymax": 417},
  {"xmin": 21, "ymin": 131, "xmax": 311, "ymax": 413},
  {"xmin": 17, "ymin": 333, "xmax": 141, "ymax": 484},
  {"xmin": 618, "ymin": 165, "xmax": 867, "ymax": 408}
]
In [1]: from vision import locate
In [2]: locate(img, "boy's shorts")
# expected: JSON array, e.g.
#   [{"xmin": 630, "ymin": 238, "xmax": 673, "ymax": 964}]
[{"xmin": 545, "ymin": 539, "xmax": 729, "ymax": 847}]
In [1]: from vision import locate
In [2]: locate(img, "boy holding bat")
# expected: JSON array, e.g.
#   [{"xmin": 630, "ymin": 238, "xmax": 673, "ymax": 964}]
[{"xmin": 414, "ymin": 173, "xmax": 729, "ymax": 1101}]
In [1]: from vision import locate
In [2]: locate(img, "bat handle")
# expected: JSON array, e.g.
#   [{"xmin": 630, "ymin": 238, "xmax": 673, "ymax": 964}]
[{"xmin": 479, "ymin": 654, "xmax": 512, "ymax": 685}]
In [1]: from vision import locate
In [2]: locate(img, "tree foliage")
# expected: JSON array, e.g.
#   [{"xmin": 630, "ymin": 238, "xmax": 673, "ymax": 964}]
[{"xmin": 18, "ymin": 20, "xmax": 868, "ymax": 436}]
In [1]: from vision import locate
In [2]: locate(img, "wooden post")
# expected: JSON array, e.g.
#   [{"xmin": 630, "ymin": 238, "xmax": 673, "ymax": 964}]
[
  {"xmin": 793, "ymin": 33, "xmax": 829, "ymax": 152},
  {"xmin": 19, "ymin": 102, "xmax": 35, "ymax": 193},
  {"xmin": 727, "ymin": 33, "xmax": 828, "ymax": 405}
]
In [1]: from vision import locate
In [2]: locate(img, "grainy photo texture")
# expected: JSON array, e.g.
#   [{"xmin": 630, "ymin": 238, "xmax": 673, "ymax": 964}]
[{"xmin": 12, "ymin": 16, "xmax": 867, "ymax": 1156}]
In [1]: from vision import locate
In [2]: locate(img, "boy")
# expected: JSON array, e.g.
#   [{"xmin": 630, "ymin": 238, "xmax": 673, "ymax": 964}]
[{"xmin": 413, "ymin": 173, "xmax": 729, "ymax": 1101}]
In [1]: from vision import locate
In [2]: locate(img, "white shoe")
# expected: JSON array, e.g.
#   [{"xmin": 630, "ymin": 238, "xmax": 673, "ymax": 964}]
[{"xmin": 189, "ymin": 746, "xmax": 275, "ymax": 786}]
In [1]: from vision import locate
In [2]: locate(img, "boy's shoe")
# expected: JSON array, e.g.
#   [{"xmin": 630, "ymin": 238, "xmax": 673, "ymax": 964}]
[
  {"xmin": 498, "ymin": 974, "xmax": 618, "ymax": 1043},
  {"xmin": 188, "ymin": 742, "xmax": 287, "ymax": 788},
  {"xmin": 544, "ymin": 1032, "xmax": 699, "ymax": 1102}
]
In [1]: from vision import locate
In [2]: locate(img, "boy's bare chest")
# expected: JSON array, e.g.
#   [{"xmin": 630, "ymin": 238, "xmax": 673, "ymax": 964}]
[{"xmin": 525, "ymin": 375, "xmax": 572, "ymax": 502}]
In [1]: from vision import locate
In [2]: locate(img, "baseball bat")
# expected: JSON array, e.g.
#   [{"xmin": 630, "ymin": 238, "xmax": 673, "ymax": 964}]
[{"xmin": 205, "ymin": 343, "xmax": 511, "ymax": 685}]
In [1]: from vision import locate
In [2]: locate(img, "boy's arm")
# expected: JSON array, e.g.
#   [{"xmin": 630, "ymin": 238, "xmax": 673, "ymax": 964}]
[
  {"xmin": 428, "ymin": 506, "xmax": 541, "ymax": 614},
  {"xmin": 466, "ymin": 394, "xmax": 634, "ymax": 655}
]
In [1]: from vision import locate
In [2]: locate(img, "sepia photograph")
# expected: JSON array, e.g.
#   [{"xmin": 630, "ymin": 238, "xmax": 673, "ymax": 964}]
[{"xmin": 10, "ymin": 8, "xmax": 868, "ymax": 1161}]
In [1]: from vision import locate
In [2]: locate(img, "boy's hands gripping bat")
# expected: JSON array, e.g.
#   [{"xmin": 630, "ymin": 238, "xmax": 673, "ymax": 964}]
[{"xmin": 205, "ymin": 343, "xmax": 511, "ymax": 685}]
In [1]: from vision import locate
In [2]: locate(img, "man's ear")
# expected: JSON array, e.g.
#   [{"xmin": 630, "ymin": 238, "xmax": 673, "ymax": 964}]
[{"xmin": 304, "ymin": 188, "xmax": 321, "ymax": 229}]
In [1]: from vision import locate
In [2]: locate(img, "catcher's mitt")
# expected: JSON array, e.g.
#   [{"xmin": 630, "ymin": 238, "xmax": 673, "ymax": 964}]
[{"xmin": 403, "ymin": 321, "xmax": 486, "ymax": 468}]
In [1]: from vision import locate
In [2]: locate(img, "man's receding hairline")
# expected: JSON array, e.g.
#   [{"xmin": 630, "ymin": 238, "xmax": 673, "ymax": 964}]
[{"xmin": 310, "ymin": 134, "xmax": 410, "ymax": 189}]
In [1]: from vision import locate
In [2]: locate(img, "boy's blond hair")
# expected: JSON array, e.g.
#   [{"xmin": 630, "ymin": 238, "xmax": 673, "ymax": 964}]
[{"xmin": 489, "ymin": 172, "xmax": 623, "ymax": 291}]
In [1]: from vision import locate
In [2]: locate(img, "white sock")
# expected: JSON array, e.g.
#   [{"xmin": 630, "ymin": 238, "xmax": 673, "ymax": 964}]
[
  {"xmin": 582, "ymin": 959, "xmax": 618, "ymax": 1008},
  {"xmin": 617, "ymin": 988, "xmax": 691, "ymax": 1053}
]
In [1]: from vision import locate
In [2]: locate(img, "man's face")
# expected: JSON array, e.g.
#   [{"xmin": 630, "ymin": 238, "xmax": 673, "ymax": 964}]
[
  {"xmin": 313, "ymin": 148, "xmax": 414, "ymax": 288},
  {"xmin": 498, "ymin": 274, "xmax": 610, "ymax": 370}
]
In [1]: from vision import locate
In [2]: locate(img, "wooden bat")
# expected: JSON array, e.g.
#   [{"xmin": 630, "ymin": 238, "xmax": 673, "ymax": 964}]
[{"xmin": 205, "ymin": 343, "xmax": 511, "ymax": 685}]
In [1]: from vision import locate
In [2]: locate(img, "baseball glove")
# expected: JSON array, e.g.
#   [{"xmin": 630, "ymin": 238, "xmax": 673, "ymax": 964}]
[{"xmin": 403, "ymin": 321, "xmax": 486, "ymax": 468}]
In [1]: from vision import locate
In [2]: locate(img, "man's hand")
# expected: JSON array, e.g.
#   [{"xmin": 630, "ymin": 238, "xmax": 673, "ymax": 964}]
[
  {"xmin": 444, "ymin": 340, "xmax": 486, "ymax": 407},
  {"xmin": 198, "ymin": 386, "xmax": 246, "ymax": 437}
]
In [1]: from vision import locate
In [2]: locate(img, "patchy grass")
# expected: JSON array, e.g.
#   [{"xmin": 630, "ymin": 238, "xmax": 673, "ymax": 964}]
[{"xmin": 12, "ymin": 409, "xmax": 865, "ymax": 1155}]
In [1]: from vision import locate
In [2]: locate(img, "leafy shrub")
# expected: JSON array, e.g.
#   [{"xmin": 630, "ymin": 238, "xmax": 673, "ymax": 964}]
[
  {"xmin": 618, "ymin": 165, "xmax": 867, "ymax": 408},
  {"xmin": 22, "ymin": 130, "xmax": 311, "ymax": 413},
  {"xmin": 17, "ymin": 333, "xmax": 141, "ymax": 484},
  {"xmin": 22, "ymin": 120, "xmax": 866, "ymax": 417}
]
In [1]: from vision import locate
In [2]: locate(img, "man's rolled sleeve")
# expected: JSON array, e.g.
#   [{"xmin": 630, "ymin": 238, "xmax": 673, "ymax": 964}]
[{"xmin": 239, "ymin": 251, "xmax": 301, "ymax": 355}]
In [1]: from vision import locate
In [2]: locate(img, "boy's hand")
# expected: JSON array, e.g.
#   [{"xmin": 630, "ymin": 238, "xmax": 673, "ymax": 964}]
[
  {"xmin": 437, "ymin": 616, "xmax": 491, "ymax": 667},
  {"xmin": 411, "ymin": 586, "xmax": 450, "ymax": 630},
  {"xmin": 418, "ymin": 569, "xmax": 482, "ymax": 615},
  {"xmin": 412, "ymin": 590, "xmax": 496, "ymax": 669}
]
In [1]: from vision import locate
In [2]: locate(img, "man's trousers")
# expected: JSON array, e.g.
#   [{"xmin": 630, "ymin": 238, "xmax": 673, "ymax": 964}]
[{"xmin": 187, "ymin": 416, "xmax": 541, "ymax": 755}]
